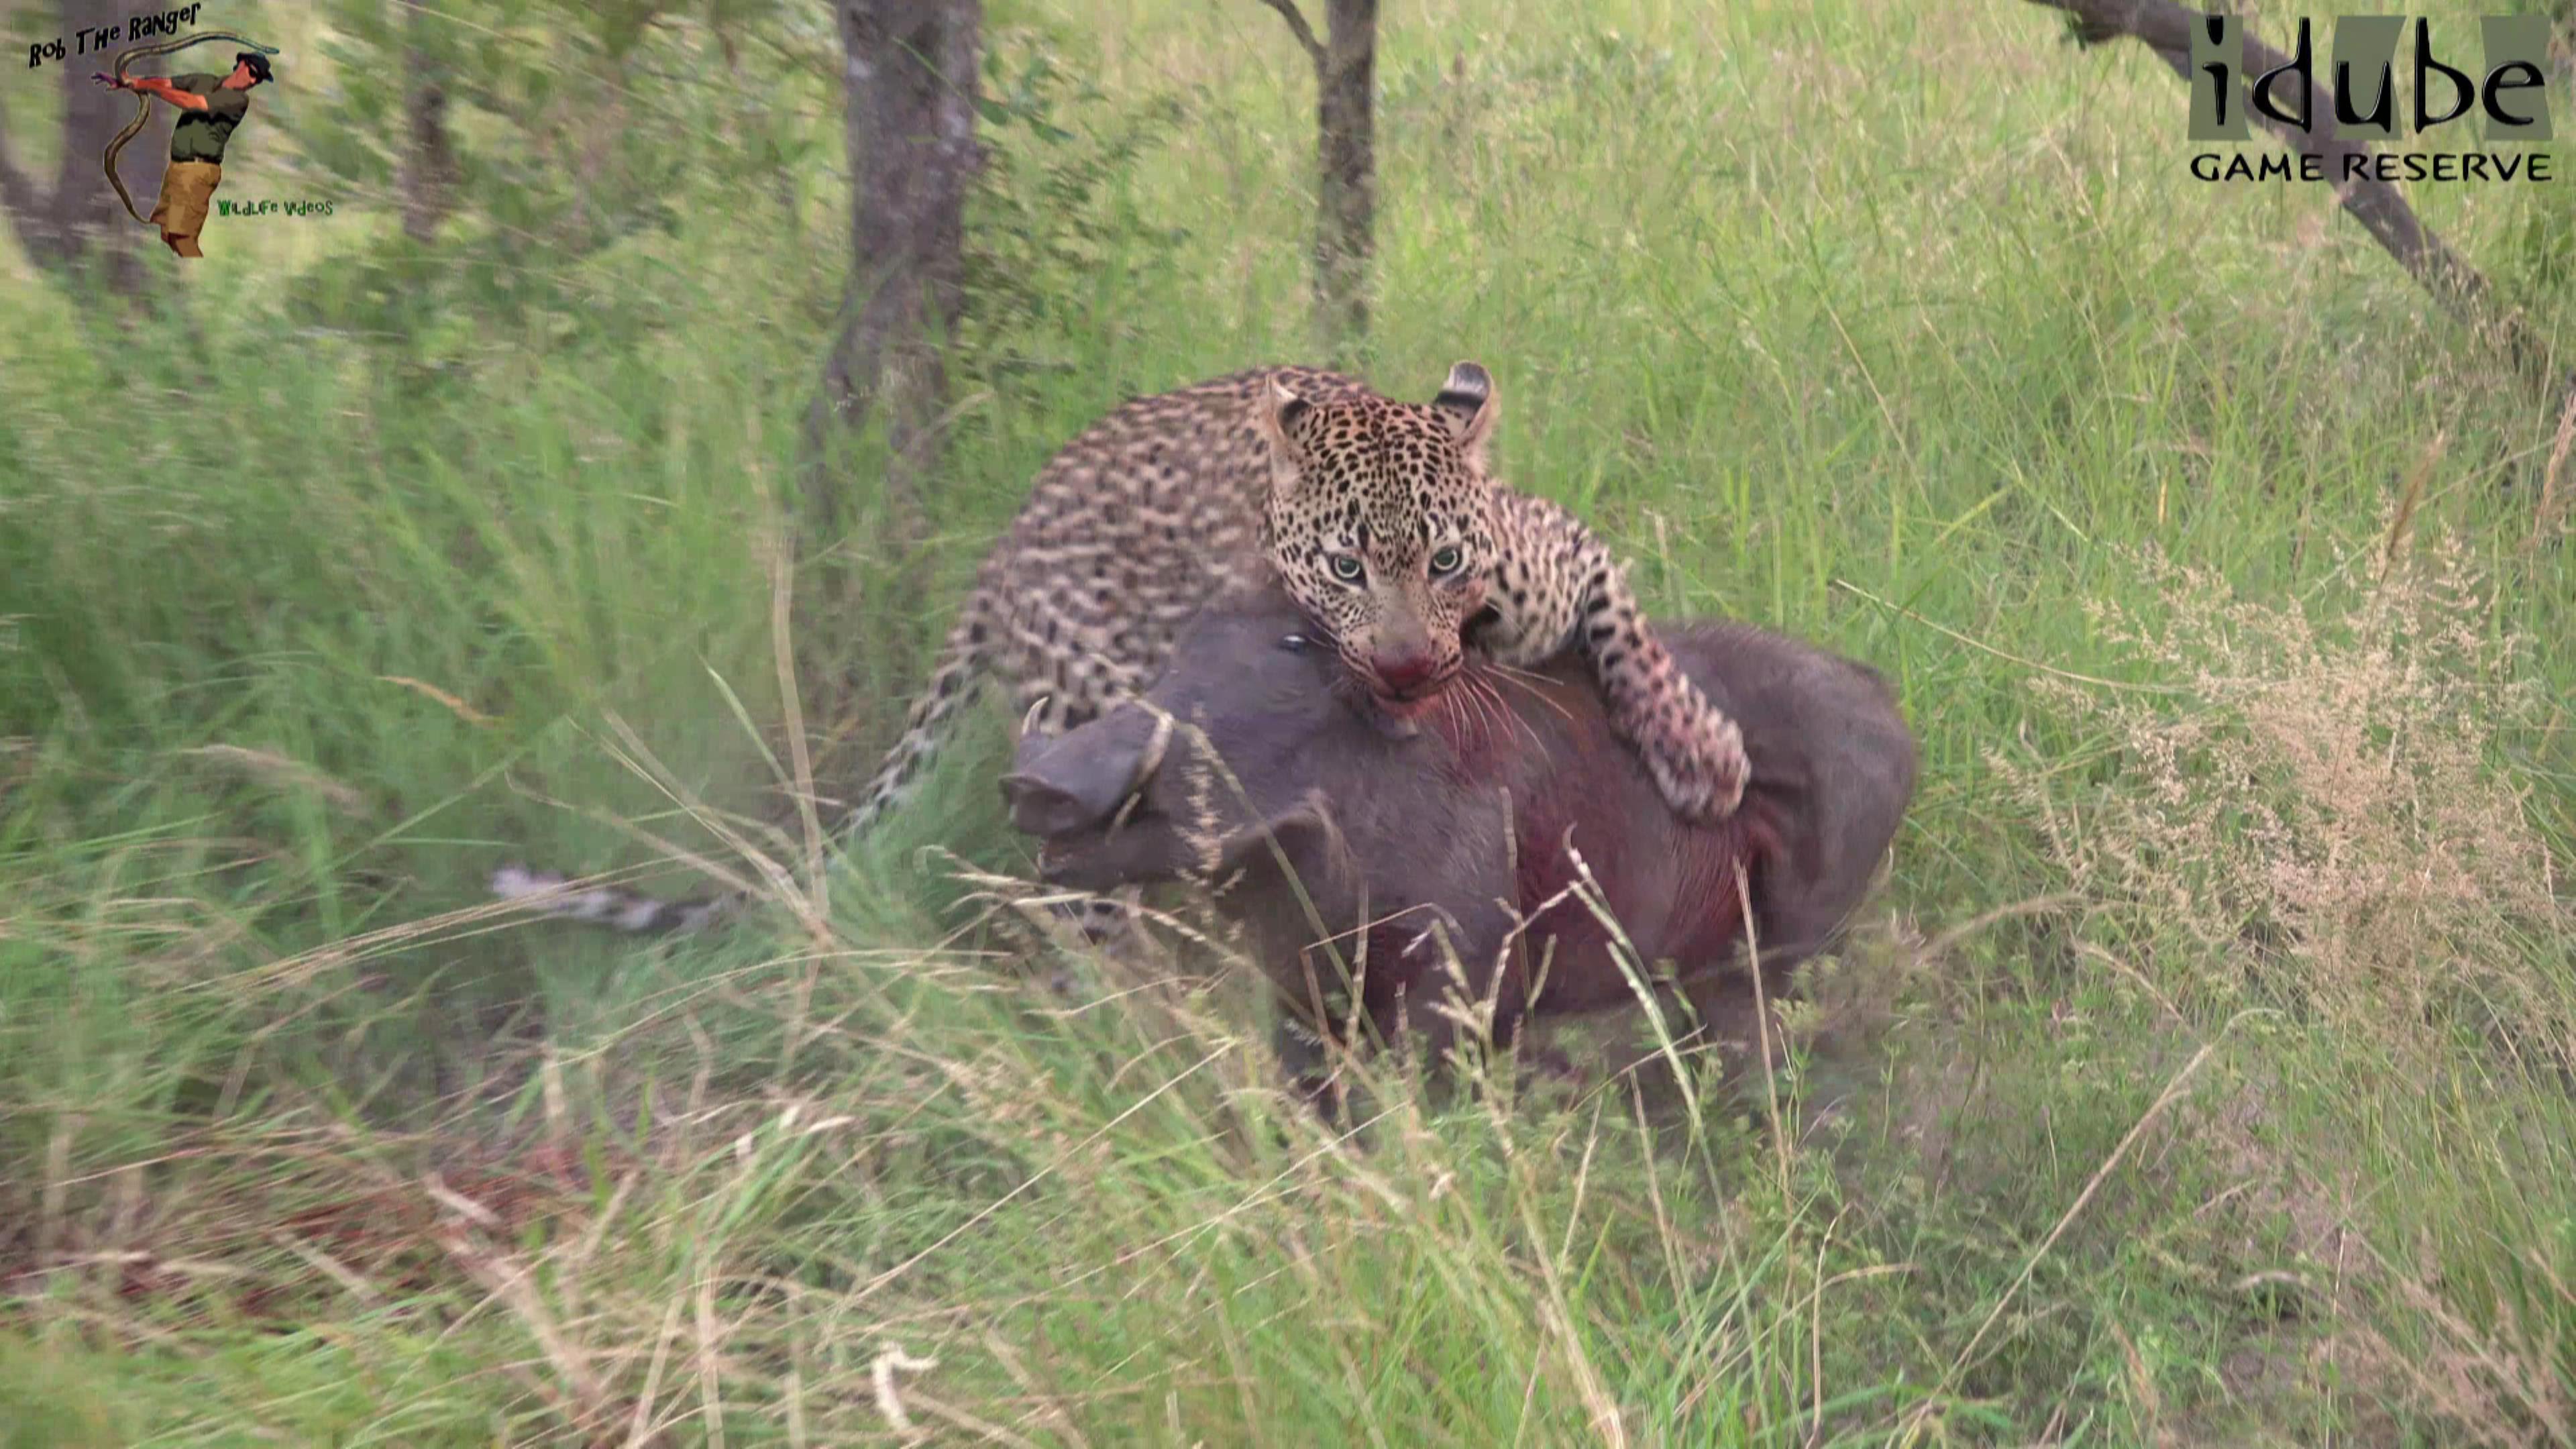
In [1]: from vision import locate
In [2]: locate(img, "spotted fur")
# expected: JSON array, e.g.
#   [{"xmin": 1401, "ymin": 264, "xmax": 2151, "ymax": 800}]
[
  {"xmin": 490, "ymin": 362, "xmax": 1748, "ymax": 934},
  {"xmin": 1254, "ymin": 363, "xmax": 1748, "ymax": 825}
]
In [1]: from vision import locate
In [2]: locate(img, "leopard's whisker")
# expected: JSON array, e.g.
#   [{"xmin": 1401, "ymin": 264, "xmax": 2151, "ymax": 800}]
[
  {"xmin": 1475, "ymin": 670, "xmax": 1544, "ymax": 755},
  {"xmin": 1483, "ymin": 661, "xmax": 1577, "ymax": 733},
  {"xmin": 1456, "ymin": 672, "xmax": 1500, "ymax": 752}
]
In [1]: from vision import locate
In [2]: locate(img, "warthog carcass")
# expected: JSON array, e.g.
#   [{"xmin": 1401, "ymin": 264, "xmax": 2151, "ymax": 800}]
[{"xmin": 1001, "ymin": 578, "xmax": 1917, "ymax": 1110}]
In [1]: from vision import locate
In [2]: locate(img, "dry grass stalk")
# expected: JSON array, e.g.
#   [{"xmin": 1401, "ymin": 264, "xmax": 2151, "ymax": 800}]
[{"xmin": 1997, "ymin": 523, "xmax": 2571, "ymax": 1071}]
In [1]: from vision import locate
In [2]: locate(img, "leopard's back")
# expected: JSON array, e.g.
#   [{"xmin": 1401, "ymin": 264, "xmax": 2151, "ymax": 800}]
[
  {"xmin": 489, "ymin": 366, "xmax": 1383, "ymax": 937},
  {"xmin": 849, "ymin": 365, "xmax": 1375, "ymax": 828}
]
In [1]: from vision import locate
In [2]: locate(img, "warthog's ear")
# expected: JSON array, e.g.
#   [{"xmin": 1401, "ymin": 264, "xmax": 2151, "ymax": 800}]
[
  {"xmin": 1000, "ymin": 709, "xmax": 1159, "ymax": 837},
  {"xmin": 1429, "ymin": 361, "xmax": 1497, "ymax": 468},
  {"xmin": 1212, "ymin": 795, "xmax": 1354, "ymax": 900},
  {"xmin": 998, "ymin": 772, "xmax": 1100, "ymax": 839}
]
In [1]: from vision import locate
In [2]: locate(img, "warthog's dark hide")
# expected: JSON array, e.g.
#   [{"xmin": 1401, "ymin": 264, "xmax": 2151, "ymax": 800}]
[{"xmin": 1002, "ymin": 578, "xmax": 1917, "ymax": 1112}]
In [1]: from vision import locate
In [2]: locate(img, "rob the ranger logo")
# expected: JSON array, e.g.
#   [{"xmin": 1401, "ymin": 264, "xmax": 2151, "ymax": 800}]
[{"xmin": 2188, "ymin": 13, "xmax": 2562, "ymax": 184}]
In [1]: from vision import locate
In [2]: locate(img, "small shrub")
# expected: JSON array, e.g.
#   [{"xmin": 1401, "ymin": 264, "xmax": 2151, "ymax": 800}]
[{"xmin": 1999, "ymin": 524, "xmax": 2571, "ymax": 1071}]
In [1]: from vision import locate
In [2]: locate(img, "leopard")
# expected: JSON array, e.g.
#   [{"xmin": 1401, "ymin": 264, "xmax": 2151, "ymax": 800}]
[{"xmin": 490, "ymin": 361, "xmax": 1750, "ymax": 938}]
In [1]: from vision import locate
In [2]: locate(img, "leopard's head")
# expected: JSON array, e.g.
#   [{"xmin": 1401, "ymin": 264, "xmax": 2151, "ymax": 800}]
[{"xmin": 1255, "ymin": 362, "xmax": 1500, "ymax": 720}]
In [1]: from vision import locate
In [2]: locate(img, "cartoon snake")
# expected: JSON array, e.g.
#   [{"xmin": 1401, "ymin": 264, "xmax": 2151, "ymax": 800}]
[{"xmin": 100, "ymin": 30, "xmax": 281, "ymax": 226}]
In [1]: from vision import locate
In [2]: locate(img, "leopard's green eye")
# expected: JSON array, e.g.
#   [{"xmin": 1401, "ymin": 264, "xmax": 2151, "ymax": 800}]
[
  {"xmin": 1328, "ymin": 554, "xmax": 1364, "ymax": 584},
  {"xmin": 1428, "ymin": 545, "xmax": 1465, "ymax": 576}
]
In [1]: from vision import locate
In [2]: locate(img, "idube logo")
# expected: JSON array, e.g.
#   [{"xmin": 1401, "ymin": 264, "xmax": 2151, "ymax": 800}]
[{"xmin": 2188, "ymin": 13, "xmax": 2560, "ymax": 184}]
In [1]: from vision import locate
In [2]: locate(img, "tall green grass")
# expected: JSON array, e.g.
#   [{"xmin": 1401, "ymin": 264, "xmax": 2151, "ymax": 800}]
[{"xmin": 2, "ymin": 0, "xmax": 2570, "ymax": 1442}]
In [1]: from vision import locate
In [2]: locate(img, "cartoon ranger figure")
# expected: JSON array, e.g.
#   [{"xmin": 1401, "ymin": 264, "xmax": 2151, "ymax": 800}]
[{"xmin": 91, "ymin": 46, "xmax": 274, "ymax": 258}]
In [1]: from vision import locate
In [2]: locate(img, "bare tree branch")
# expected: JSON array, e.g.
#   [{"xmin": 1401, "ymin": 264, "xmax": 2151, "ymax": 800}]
[
  {"xmin": 2026, "ymin": 0, "xmax": 2566, "ymax": 400},
  {"xmin": 1256, "ymin": 0, "xmax": 1327, "ymax": 66}
]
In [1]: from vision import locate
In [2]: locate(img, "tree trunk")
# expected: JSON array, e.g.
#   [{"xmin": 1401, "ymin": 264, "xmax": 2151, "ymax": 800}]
[
  {"xmin": 397, "ymin": 80, "xmax": 458, "ymax": 242},
  {"xmin": 396, "ymin": 1, "xmax": 460, "ymax": 244},
  {"xmin": 797, "ymin": 0, "xmax": 983, "ymax": 760},
  {"xmin": 1313, "ymin": 0, "xmax": 1377, "ymax": 359},
  {"xmin": 1256, "ymin": 0, "xmax": 1378, "ymax": 361},
  {"xmin": 0, "ymin": 2, "xmax": 146, "ymax": 283},
  {"xmin": 804, "ymin": 0, "xmax": 984, "ymax": 531}
]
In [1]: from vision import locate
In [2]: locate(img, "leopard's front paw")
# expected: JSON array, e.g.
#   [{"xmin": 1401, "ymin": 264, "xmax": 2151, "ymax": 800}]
[{"xmin": 1646, "ymin": 710, "xmax": 1750, "ymax": 825}]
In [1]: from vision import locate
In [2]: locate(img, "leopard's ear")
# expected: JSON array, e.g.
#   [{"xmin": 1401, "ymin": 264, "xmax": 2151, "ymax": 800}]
[
  {"xmin": 1430, "ymin": 361, "xmax": 1497, "ymax": 469},
  {"xmin": 1264, "ymin": 376, "xmax": 1314, "ymax": 436},
  {"xmin": 1255, "ymin": 374, "xmax": 1313, "ymax": 502}
]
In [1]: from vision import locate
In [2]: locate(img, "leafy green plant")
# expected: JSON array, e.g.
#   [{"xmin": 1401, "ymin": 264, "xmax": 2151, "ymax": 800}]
[{"xmin": 958, "ymin": 32, "xmax": 1191, "ymax": 384}]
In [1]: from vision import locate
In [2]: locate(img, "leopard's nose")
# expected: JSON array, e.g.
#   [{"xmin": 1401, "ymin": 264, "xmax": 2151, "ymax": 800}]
[{"xmin": 1372, "ymin": 649, "xmax": 1442, "ymax": 698}]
